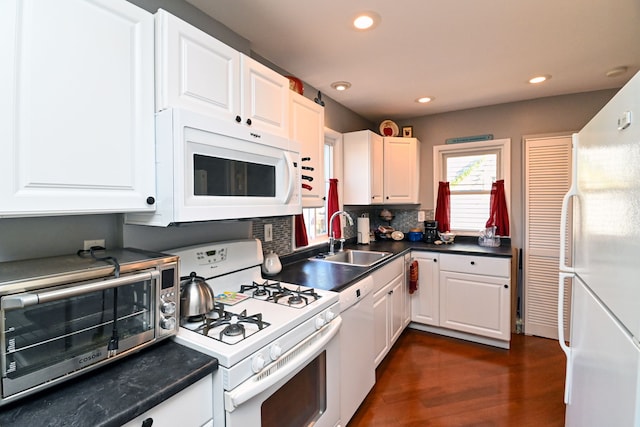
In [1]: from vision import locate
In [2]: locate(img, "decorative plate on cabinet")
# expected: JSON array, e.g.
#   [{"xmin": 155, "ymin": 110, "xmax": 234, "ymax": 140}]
[{"xmin": 379, "ymin": 120, "xmax": 399, "ymax": 137}]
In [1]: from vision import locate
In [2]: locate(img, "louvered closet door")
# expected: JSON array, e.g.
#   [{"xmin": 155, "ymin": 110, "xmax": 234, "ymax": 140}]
[{"xmin": 524, "ymin": 136, "xmax": 572, "ymax": 339}]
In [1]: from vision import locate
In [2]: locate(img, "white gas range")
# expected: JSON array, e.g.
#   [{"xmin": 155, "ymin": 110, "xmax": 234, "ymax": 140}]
[{"xmin": 168, "ymin": 239, "xmax": 342, "ymax": 427}]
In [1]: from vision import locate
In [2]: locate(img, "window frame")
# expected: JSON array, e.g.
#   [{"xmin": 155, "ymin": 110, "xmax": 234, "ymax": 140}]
[
  {"xmin": 293, "ymin": 128, "xmax": 343, "ymax": 250},
  {"xmin": 433, "ymin": 138, "xmax": 511, "ymax": 235}
]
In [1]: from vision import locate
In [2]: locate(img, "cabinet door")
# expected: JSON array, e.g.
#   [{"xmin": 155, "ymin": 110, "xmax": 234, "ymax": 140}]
[
  {"xmin": 0, "ymin": 0, "xmax": 155, "ymax": 216},
  {"xmin": 383, "ymin": 137, "xmax": 419, "ymax": 203},
  {"xmin": 411, "ymin": 253, "xmax": 440, "ymax": 326},
  {"xmin": 439, "ymin": 271, "xmax": 511, "ymax": 341},
  {"xmin": 389, "ymin": 274, "xmax": 405, "ymax": 345},
  {"xmin": 122, "ymin": 376, "xmax": 213, "ymax": 427},
  {"xmin": 343, "ymin": 130, "xmax": 383, "ymax": 205},
  {"xmin": 373, "ymin": 284, "xmax": 390, "ymax": 367},
  {"xmin": 371, "ymin": 135, "xmax": 385, "ymax": 203},
  {"xmin": 155, "ymin": 9, "xmax": 240, "ymax": 121},
  {"xmin": 241, "ymin": 55, "xmax": 290, "ymax": 138},
  {"xmin": 290, "ymin": 92, "xmax": 325, "ymax": 207}
]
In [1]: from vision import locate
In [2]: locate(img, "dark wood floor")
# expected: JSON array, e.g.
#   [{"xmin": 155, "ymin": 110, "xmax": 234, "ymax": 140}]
[{"xmin": 347, "ymin": 328, "xmax": 566, "ymax": 427}]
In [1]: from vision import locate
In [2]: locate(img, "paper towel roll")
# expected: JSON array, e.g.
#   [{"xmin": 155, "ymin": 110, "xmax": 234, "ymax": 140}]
[{"xmin": 357, "ymin": 217, "xmax": 370, "ymax": 244}]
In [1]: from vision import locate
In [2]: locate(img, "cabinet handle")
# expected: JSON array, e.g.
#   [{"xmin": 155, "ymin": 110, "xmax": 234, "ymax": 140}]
[
  {"xmin": 141, "ymin": 418, "xmax": 153, "ymax": 427},
  {"xmin": 504, "ymin": 284, "xmax": 509, "ymax": 289},
  {"xmin": 388, "ymin": 290, "xmax": 393, "ymax": 295},
  {"xmin": 146, "ymin": 196, "xmax": 155, "ymax": 205},
  {"xmin": 246, "ymin": 118, "xmax": 252, "ymax": 125},
  {"xmin": 434, "ymin": 259, "xmax": 437, "ymax": 263},
  {"xmin": 470, "ymin": 261, "xmax": 475, "ymax": 265},
  {"xmin": 235, "ymin": 115, "xmax": 241, "ymax": 123}
]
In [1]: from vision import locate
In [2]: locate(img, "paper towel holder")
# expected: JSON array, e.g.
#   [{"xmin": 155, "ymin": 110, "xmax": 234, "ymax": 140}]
[{"xmin": 357, "ymin": 213, "xmax": 370, "ymax": 245}]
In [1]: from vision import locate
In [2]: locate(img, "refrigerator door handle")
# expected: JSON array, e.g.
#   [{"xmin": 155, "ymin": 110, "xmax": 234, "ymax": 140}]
[
  {"xmin": 558, "ymin": 271, "xmax": 574, "ymax": 404},
  {"xmin": 559, "ymin": 133, "xmax": 579, "ymax": 273}
]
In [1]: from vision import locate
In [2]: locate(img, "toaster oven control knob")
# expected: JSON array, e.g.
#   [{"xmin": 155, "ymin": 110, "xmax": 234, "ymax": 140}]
[
  {"xmin": 252, "ymin": 354, "xmax": 266, "ymax": 373},
  {"xmin": 160, "ymin": 300, "xmax": 177, "ymax": 315},
  {"xmin": 269, "ymin": 343, "xmax": 283, "ymax": 361},
  {"xmin": 160, "ymin": 316, "xmax": 176, "ymax": 330},
  {"xmin": 315, "ymin": 316, "xmax": 326, "ymax": 330}
]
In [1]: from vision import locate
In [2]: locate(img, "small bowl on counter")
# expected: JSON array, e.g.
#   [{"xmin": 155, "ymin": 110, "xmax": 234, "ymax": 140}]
[{"xmin": 438, "ymin": 232, "xmax": 456, "ymax": 244}]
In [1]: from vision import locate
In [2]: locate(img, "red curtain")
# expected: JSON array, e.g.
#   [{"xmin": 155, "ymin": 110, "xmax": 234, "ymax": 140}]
[
  {"xmin": 294, "ymin": 214, "xmax": 308, "ymax": 247},
  {"xmin": 435, "ymin": 181, "xmax": 450, "ymax": 232},
  {"xmin": 327, "ymin": 178, "xmax": 341, "ymax": 238},
  {"xmin": 486, "ymin": 179, "xmax": 510, "ymax": 236}
]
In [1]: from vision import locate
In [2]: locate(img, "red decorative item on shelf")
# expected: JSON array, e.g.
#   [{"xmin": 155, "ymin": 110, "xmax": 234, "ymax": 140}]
[{"xmin": 285, "ymin": 76, "xmax": 304, "ymax": 95}]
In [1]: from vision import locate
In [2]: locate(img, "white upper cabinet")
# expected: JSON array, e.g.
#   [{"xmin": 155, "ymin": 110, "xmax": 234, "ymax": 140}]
[
  {"xmin": 0, "ymin": 0, "xmax": 156, "ymax": 217},
  {"xmin": 343, "ymin": 130, "xmax": 384, "ymax": 205},
  {"xmin": 156, "ymin": 10, "xmax": 289, "ymax": 138},
  {"xmin": 290, "ymin": 92, "xmax": 325, "ymax": 207},
  {"xmin": 343, "ymin": 131, "xmax": 419, "ymax": 205},
  {"xmin": 383, "ymin": 137, "xmax": 420, "ymax": 204}
]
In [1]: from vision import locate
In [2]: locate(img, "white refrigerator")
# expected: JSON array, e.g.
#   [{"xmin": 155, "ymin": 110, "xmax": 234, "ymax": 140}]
[{"xmin": 559, "ymin": 69, "xmax": 640, "ymax": 426}]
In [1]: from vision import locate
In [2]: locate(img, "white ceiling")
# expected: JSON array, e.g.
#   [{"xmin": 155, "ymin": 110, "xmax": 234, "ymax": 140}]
[{"xmin": 185, "ymin": 0, "xmax": 640, "ymax": 123}]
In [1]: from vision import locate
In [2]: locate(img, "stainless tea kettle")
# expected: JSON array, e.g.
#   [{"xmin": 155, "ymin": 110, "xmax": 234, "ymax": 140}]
[{"xmin": 180, "ymin": 272, "xmax": 215, "ymax": 317}]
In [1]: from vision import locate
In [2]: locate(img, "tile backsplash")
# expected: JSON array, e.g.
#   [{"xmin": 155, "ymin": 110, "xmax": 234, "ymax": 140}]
[{"xmin": 252, "ymin": 206, "xmax": 424, "ymax": 257}]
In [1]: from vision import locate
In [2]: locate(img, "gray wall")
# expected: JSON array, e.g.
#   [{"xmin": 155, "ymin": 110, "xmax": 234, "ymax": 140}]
[{"xmin": 397, "ymin": 89, "xmax": 617, "ymax": 249}]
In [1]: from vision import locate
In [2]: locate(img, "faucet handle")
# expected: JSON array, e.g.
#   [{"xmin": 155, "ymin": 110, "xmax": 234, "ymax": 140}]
[{"xmin": 338, "ymin": 238, "xmax": 346, "ymax": 252}]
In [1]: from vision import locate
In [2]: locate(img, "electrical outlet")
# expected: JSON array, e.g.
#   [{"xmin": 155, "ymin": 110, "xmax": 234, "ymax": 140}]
[
  {"xmin": 418, "ymin": 210, "xmax": 426, "ymax": 222},
  {"xmin": 264, "ymin": 224, "xmax": 273, "ymax": 242},
  {"xmin": 84, "ymin": 239, "xmax": 105, "ymax": 250}
]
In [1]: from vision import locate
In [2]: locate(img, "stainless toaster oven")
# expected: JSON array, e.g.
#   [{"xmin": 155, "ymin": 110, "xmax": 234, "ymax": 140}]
[{"xmin": 0, "ymin": 248, "xmax": 179, "ymax": 406}]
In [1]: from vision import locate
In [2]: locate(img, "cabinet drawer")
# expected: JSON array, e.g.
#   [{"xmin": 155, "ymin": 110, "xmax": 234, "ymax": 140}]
[
  {"xmin": 371, "ymin": 257, "xmax": 404, "ymax": 293},
  {"xmin": 439, "ymin": 254, "xmax": 510, "ymax": 277}
]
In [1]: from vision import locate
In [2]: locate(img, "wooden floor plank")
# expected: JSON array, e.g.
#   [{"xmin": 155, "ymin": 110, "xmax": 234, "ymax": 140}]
[{"xmin": 347, "ymin": 329, "xmax": 566, "ymax": 427}]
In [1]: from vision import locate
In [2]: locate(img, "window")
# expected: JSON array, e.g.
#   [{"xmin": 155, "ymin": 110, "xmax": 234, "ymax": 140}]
[
  {"xmin": 434, "ymin": 139, "xmax": 510, "ymax": 233},
  {"xmin": 296, "ymin": 129, "xmax": 342, "ymax": 248}
]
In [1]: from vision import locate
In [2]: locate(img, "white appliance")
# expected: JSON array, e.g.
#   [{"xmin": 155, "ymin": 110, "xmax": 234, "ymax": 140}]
[
  {"xmin": 339, "ymin": 276, "xmax": 375, "ymax": 424},
  {"xmin": 167, "ymin": 240, "xmax": 341, "ymax": 427},
  {"xmin": 126, "ymin": 108, "xmax": 301, "ymax": 226},
  {"xmin": 559, "ymin": 70, "xmax": 640, "ymax": 426}
]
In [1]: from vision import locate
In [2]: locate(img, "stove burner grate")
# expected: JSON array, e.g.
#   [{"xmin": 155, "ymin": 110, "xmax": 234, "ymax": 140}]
[{"xmin": 268, "ymin": 285, "xmax": 321, "ymax": 307}]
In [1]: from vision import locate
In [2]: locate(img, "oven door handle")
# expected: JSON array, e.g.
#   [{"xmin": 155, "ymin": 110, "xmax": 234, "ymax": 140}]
[
  {"xmin": 224, "ymin": 316, "xmax": 342, "ymax": 412},
  {"xmin": 1, "ymin": 270, "xmax": 160, "ymax": 309}
]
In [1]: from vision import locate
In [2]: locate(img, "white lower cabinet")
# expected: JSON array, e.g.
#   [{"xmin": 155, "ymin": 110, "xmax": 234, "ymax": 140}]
[
  {"xmin": 122, "ymin": 376, "xmax": 213, "ymax": 427},
  {"xmin": 410, "ymin": 251, "xmax": 440, "ymax": 326},
  {"xmin": 372, "ymin": 258, "xmax": 405, "ymax": 366},
  {"xmin": 410, "ymin": 251, "xmax": 512, "ymax": 348}
]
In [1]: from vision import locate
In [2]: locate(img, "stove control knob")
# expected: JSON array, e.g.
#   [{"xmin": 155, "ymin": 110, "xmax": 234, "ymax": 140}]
[
  {"xmin": 252, "ymin": 354, "xmax": 266, "ymax": 373},
  {"xmin": 315, "ymin": 316, "xmax": 326, "ymax": 330},
  {"xmin": 160, "ymin": 316, "xmax": 176, "ymax": 330},
  {"xmin": 325, "ymin": 310, "xmax": 336, "ymax": 322},
  {"xmin": 269, "ymin": 343, "xmax": 283, "ymax": 361},
  {"xmin": 161, "ymin": 300, "xmax": 176, "ymax": 315}
]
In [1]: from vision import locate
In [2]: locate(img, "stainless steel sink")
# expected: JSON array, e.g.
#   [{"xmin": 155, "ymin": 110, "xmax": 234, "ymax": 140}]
[{"xmin": 309, "ymin": 250, "xmax": 392, "ymax": 267}]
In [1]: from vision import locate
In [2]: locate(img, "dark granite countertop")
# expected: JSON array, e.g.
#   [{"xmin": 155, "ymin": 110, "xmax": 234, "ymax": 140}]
[
  {"xmin": 0, "ymin": 339, "xmax": 218, "ymax": 427},
  {"xmin": 273, "ymin": 236, "xmax": 513, "ymax": 292}
]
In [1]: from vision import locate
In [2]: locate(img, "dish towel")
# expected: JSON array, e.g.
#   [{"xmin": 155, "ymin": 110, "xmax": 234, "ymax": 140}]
[{"xmin": 409, "ymin": 260, "xmax": 419, "ymax": 294}]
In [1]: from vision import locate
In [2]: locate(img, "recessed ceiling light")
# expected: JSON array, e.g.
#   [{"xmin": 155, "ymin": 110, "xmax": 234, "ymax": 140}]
[
  {"xmin": 416, "ymin": 96, "xmax": 434, "ymax": 103},
  {"xmin": 331, "ymin": 81, "xmax": 352, "ymax": 91},
  {"xmin": 529, "ymin": 75, "xmax": 551, "ymax": 84},
  {"xmin": 353, "ymin": 11, "xmax": 380, "ymax": 30},
  {"xmin": 606, "ymin": 66, "xmax": 628, "ymax": 77}
]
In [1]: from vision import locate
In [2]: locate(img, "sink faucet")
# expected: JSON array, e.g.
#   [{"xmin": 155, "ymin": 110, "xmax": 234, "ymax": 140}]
[{"xmin": 328, "ymin": 210, "xmax": 354, "ymax": 255}]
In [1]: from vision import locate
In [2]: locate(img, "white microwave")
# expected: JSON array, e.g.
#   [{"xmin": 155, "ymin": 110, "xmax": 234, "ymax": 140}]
[{"xmin": 126, "ymin": 108, "xmax": 301, "ymax": 226}]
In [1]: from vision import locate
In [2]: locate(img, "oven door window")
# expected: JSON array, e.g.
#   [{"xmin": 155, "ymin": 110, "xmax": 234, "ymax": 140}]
[
  {"xmin": 261, "ymin": 351, "xmax": 327, "ymax": 427},
  {"xmin": 194, "ymin": 154, "xmax": 276, "ymax": 197},
  {"xmin": 2, "ymin": 277, "xmax": 155, "ymax": 395}
]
